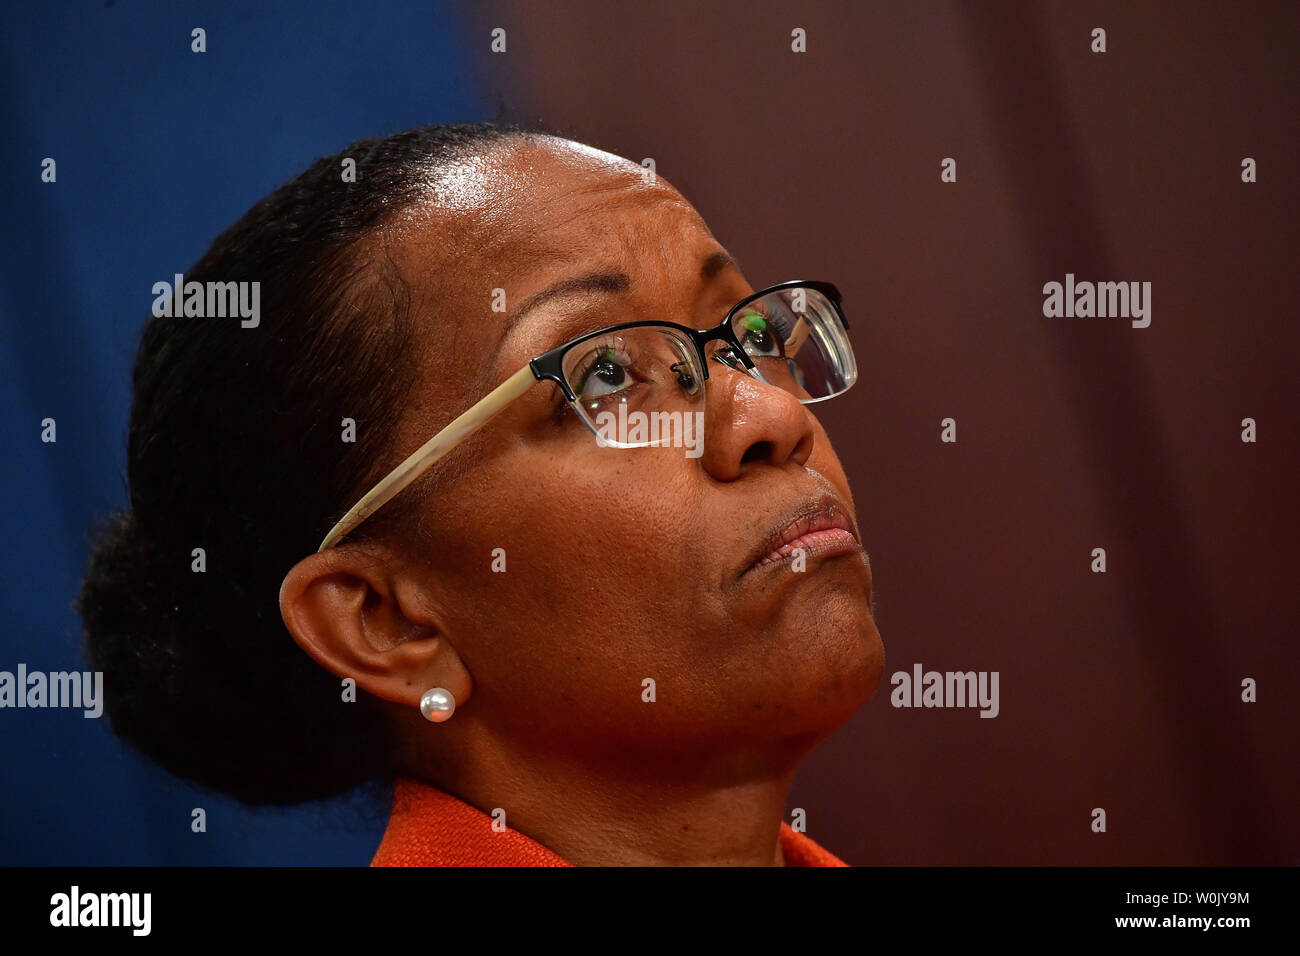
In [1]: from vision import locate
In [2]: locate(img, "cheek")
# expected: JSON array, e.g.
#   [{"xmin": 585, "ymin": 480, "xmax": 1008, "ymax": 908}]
[
  {"xmin": 430, "ymin": 445, "xmax": 711, "ymax": 691},
  {"xmin": 808, "ymin": 421, "xmax": 852, "ymax": 484}
]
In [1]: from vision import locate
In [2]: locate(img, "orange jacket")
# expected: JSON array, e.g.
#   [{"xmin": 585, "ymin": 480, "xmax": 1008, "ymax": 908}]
[{"xmin": 371, "ymin": 777, "xmax": 847, "ymax": 866}]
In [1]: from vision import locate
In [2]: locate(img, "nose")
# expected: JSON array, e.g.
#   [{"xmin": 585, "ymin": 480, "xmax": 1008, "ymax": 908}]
[{"xmin": 698, "ymin": 356, "xmax": 815, "ymax": 481}]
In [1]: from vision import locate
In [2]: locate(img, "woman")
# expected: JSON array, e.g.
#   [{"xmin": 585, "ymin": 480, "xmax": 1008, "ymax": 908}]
[{"xmin": 78, "ymin": 123, "xmax": 885, "ymax": 866}]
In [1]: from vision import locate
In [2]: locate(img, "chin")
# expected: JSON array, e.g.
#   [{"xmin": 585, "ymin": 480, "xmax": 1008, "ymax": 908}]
[
  {"xmin": 764, "ymin": 586, "xmax": 885, "ymax": 738},
  {"xmin": 814, "ymin": 596, "xmax": 885, "ymax": 711}
]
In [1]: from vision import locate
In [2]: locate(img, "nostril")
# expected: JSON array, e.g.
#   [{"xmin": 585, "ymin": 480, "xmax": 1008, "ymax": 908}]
[{"xmin": 741, "ymin": 441, "xmax": 773, "ymax": 465}]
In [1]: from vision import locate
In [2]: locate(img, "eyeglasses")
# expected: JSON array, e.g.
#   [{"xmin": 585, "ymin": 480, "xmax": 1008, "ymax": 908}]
[{"xmin": 317, "ymin": 279, "xmax": 856, "ymax": 551}]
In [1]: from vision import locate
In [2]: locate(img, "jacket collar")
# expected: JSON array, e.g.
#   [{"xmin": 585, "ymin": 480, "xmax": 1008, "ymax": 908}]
[{"xmin": 371, "ymin": 777, "xmax": 847, "ymax": 867}]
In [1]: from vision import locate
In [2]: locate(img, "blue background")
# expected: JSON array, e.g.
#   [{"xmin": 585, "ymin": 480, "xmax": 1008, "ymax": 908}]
[{"xmin": 1, "ymin": 1, "xmax": 486, "ymax": 865}]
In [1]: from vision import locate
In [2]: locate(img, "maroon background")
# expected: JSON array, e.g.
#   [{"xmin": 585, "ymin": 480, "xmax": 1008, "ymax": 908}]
[{"xmin": 463, "ymin": 0, "xmax": 1299, "ymax": 864}]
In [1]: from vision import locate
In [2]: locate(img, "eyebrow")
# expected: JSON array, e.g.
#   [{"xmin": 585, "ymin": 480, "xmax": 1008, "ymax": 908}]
[
  {"xmin": 504, "ymin": 249, "xmax": 741, "ymax": 333},
  {"xmin": 700, "ymin": 249, "xmax": 739, "ymax": 281}
]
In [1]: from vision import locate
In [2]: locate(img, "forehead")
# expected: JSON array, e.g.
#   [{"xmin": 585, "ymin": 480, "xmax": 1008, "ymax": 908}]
[{"xmin": 386, "ymin": 136, "xmax": 721, "ymax": 305}]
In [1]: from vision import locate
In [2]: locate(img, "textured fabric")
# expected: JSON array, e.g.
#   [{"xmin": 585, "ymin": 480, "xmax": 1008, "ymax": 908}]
[{"xmin": 371, "ymin": 777, "xmax": 848, "ymax": 867}]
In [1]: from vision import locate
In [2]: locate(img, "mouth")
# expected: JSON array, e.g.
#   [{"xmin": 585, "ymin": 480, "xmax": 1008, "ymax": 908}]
[{"xmin": 741, "ymin": 493, "xmax": 864, "ymax": 579}]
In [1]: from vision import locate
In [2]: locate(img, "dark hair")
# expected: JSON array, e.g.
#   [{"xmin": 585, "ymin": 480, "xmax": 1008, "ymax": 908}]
[{"xmin": 77, "ymin": 123, "xmax": 528, "ymax": 807}]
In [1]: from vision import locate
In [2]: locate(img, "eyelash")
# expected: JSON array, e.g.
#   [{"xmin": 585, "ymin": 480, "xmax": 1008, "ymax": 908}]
[{"xmin": 550, "ymin": 337, "xmax": 634, "ymax": 425}]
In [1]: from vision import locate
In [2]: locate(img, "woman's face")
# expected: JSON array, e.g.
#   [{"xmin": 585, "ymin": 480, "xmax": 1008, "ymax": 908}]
[{"xmin": 297, "ymin": 135, "xmax": 884, "ymax": 770}]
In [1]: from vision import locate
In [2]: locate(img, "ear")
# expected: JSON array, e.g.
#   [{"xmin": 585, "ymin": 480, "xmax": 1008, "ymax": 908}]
[{"xmin": 278, "ymin": 547, "xmax": 473, "ymax": 712}]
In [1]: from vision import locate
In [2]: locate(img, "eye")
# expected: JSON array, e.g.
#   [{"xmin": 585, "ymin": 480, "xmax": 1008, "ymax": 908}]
[
  {"xmin": 737, "ymin": 309, "xmax": 782, "ymax": 358},
  {"xmin": 573, "ymin": 338, "xmax": 638, "ymax": 403}
]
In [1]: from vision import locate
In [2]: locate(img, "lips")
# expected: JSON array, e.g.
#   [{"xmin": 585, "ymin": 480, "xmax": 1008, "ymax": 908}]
[{"xmin": 742, "ymin": 494, "xmax": 862, "ymax": 577}]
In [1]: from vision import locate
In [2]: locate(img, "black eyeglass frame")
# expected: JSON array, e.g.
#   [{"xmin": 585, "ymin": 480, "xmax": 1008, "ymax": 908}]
[{"xmin": 527, "ymin": 279, "xmax": 847, "ymax": 400}]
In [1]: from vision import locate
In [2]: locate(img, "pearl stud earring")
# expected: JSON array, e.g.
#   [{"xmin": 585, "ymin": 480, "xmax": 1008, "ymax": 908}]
[{"xmin": 419, "ymin": 687, "xmax": 456, "ymax": 722}]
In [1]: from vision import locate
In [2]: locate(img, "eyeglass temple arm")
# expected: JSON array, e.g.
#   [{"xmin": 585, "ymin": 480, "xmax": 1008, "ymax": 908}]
[{"xmin": 317, "ymin": 363, "xmax": 539, "ymax": 551}]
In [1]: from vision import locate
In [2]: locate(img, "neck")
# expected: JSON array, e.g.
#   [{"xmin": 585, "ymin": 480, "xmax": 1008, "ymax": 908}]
[{"xmin": 405, "ymin": 733, "xmax": 812, "ymax": 866}]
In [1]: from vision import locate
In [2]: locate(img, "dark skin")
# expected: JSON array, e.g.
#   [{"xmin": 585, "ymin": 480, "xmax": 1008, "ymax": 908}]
[{"xmin": 280, "ymin": 135, "xmax": 885, "ymax": 865}]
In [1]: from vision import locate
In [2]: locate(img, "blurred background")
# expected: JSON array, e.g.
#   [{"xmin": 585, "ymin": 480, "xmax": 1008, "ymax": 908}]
[{"xmin": 2, "ymin": 0, "xmax": 1296, "ymax": 865}]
